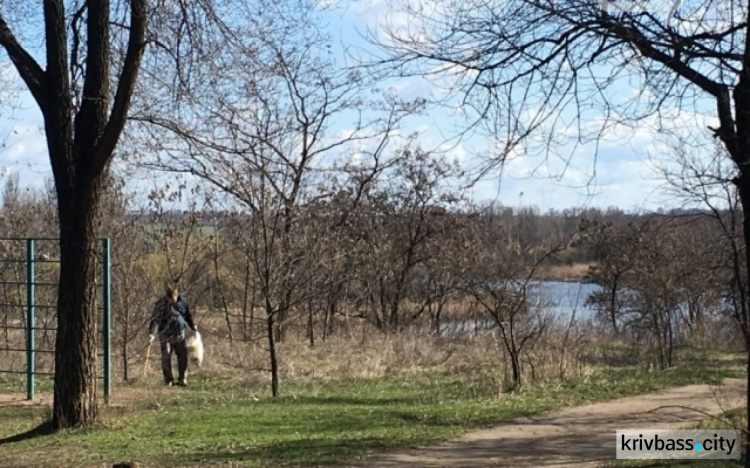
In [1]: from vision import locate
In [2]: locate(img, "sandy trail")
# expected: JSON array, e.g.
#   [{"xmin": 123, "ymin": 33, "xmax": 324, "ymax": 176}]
[{"xmin": 347, "ymin": 378, "xmax": 747, "ymax": 468}]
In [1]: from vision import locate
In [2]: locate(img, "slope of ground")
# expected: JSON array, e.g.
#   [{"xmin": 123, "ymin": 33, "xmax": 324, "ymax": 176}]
[{"xmin": 347, "ymin": 379, "xmax": 746, "ymax": 468}]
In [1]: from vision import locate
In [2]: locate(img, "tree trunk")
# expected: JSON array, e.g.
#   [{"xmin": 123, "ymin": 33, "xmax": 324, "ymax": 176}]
[
  {"xmin": 122, "ymin": 306, "xmax": 129, "ymax": 382},
  {"xmin": 322, "ymin": 299, "xmax": 332, "ymax": 342},
  {"xmin": 500, "ymin": 327, "xmax": 522, "ymax": 390},
  {"xmin": 609, "ymin": 279, "xmax": 619, "ymax": 335},
  {"xmin": 266, "ymin": 311, "xmax": 279, "ymax": 397},
  {"xmin": 307, "ymin": 301, "xmax": 314, "ymax": 347},
  {"xmin": 274, "ymin": 309, "xmax": 285, "ymax": 343},
  {"xmin": 509, "ymin": 350, "xmax": 521, "ymax": 389},
  {"xmin": 666, "ymin": 310, "xmax": 674, "ymax": 368},
  {"xmin": 52, "ymin": 182, "xmax": 101, "ymax": 428},
  {"xmin": 323, "ymin": 286, "xmax": 340, "ymax": 342},
  {"xmin": 274, "ymin": 290, "xmax": 292, "ymax": 343},
  {"xmin": 214, "ymin": 234, "xmax": 233, "ymax": 343},
  {"xmin": 737, "ymin": 177, "xmax": 750, "ymax": 468},
  {"xmin": 0, "ymin": 0, "xmax": 146, "ymax": 431},
  {"xmin": 746, "ymin": 347, "xmax": 750, "ymax": 468},
  {"xmin": 241, "ymin": 259, "xmax": 251, "ymax": 342},
  {"xmin": 433, "ymin": 295, "xmax": 447, "ymax": 336}
]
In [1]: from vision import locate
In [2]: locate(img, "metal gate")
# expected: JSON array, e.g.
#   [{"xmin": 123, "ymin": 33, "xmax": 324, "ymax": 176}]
[{"xmin": 0, "ymin": 238, "xmax": 111, "ymax": 400}]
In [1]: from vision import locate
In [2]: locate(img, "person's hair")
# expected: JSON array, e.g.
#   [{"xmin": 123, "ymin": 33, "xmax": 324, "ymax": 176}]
[{"xmin": 165, "ymin": 285, "xmax": 178, "ymax": 298}]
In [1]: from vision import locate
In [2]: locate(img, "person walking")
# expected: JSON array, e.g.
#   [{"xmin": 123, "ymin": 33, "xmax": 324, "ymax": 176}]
[{"xmin": 148, "ymin": 285, "xmax": 197, "ymax": 386}]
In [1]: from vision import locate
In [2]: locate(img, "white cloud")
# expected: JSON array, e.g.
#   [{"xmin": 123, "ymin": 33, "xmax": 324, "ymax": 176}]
[{"xmin": 0, "ymin": 6, "xmax": 729, "ymax": 214}]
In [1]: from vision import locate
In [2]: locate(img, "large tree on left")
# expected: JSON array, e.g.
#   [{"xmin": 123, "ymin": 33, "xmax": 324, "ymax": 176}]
[{"xmin": 0, "ymin": 1, "xmax": 146, "ymax": 428}]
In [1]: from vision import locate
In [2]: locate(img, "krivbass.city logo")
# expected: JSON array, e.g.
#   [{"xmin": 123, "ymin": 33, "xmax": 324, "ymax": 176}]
[{"xmin": 617, "ymin": 430, "xmax": 741, "ymax": 460}]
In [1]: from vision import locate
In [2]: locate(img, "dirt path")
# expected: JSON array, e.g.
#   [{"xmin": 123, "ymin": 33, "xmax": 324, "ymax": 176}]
[
  {"xmin": 0, "ymin": 385, "xmax": 163, "ymax": 408},
  {"xmin": 348, "ymin": 378, "xmax": 747, "ymax": 468}
]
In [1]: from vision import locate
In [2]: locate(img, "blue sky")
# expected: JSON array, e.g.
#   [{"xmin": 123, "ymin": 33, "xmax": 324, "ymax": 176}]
[
  {"xmin": 0, "ymin": 1, "xmax": 722, "ymax": 212},
  {"xmin": 319, "ymin": 0, "xmax": 720, "ymax": 212}
]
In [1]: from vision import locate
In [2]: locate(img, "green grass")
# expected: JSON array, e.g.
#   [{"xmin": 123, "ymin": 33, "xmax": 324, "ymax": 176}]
[{"xmin": 0, "ymin": 359, "xmax": 743, "ymax": 468}]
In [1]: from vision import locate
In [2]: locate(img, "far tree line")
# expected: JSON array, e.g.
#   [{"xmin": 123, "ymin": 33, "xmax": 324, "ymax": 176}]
[{"xmin": 0, "ymin": 157, "xmax": 743, "ymax": 392}]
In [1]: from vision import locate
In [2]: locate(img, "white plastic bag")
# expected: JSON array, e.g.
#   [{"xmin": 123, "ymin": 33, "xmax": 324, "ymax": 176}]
[{"xmin": 185, "ymin": 329, "xmax": 204, "ymax": 367}]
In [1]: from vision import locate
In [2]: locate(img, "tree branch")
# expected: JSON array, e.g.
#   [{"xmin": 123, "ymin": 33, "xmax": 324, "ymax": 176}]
[
  {"xmin": 75, "ymin": 0, "xmax": 111, "ymax": 152},
  {"xmin": 601, "ymin": 17, "xmax": 725, "ymax": 98},
  {"xmin": 93, "ymin": 0, "xmax": 147, "ymax": 176},
  {"xmin": 0, "ymin": 14, "xmax": 47, "ymax": 109},
  {"xmin": 43, "ymin": 0, "xmax": 70, "ymax": 102},
  {"xmin": 42, "ymin": 0, "xmax": 76, "ymax": 185}
]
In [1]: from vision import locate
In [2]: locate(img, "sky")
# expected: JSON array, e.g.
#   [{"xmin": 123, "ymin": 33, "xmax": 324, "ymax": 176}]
[
  {"xmin": 318, "ymin": 0, "xmax": 720, "ymax": 212},
  {"xmin": 0, "ymin": 1, "xmax": 725, "ymax": 213}
]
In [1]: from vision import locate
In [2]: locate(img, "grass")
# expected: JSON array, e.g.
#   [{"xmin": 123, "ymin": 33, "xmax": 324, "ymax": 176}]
[
  {"xmin": 535, "ymin": 262, "xmax": 592, "ymax": 282},
  {"xmin": 0, "ymin": 358, "xmax": 743, "ymax": 468},
  {"xmin": 0, "ymin": 374, "xmax": 54, "ymax": 394}
]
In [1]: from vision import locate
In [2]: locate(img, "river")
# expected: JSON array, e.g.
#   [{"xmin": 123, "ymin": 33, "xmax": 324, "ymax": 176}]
[
  {"xmin": 528, "ymin": 281, "xmax": 602, "ymax": 320},
  {"xmin": 420, "ymin": 281, "xmax": 603, "ymax": 336}
]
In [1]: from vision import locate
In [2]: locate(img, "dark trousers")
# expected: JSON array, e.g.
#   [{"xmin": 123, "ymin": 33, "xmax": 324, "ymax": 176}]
[{"xmin": 160, "ymin": 340, "xmax": 188, "ymax": 384}]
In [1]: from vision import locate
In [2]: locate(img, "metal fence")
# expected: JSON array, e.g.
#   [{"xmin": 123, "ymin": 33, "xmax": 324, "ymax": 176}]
[{"xmin": 0, "ymin": 238, "xmax": 111, "ymax": 400}]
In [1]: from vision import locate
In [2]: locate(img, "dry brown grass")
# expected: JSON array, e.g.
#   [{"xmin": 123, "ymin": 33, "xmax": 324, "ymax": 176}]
[
  {"xmin": 535, "ymin": 263, "xmax": 592, "ymax": 282},
  {"xmin": 0, "ymin": 310, "xmax": 599, "ymax": 393},
  {"xmin": 147, "ymin": 315, "xmax": 597, "ymax": 392},
  {"xmin": 0, "ymin": 310, "xmax": 599, "ymax": 394},
  {"xmin": 186, "ymin": 326, "xmax": 500, "ymax": 381},
  {"xmin": 0, "ymin": 323, "xmax": 56, "ymax": 377}
]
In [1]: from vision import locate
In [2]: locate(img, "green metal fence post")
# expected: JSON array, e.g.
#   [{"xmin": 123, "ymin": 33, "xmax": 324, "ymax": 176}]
[
  {"xmin": 102, "ymin": 238, "xmax": 111, "ymax": 403},
  {"xmin": 26, "ymin": 239, "xmax": 35, "ymax": 400}
]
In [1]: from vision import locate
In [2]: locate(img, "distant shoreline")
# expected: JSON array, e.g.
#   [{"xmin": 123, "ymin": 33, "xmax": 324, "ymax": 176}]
[{"xmin": 535, "ymin": 263, "xmax": 592, "ymax": 283}]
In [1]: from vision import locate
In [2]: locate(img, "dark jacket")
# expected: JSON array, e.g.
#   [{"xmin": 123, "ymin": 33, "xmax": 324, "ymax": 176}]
[{"xmin": 148, "ymin": 296, "xmax": 196, "ymax": 342}]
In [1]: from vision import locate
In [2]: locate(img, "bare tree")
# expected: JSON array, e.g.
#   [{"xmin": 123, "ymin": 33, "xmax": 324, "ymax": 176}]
[
  {"xmin": 354, "ymin": 149, "xmax": 465, "ymax": 332},
  {"xmin": 584, "ymin": 212, "xmax": 731, "ymax": 367},
  {"xmin": 0, "ymin": 0, "xmax": 147, "ymax": 428},
  {"xmin": 463, "ymin": 217, "xmax": 557, "ymax": 389},
  {"xmin": 0, "ymin": 0, "xmax": 247, "ymax": 429},
  {"xmin": 581, "ymin": 218, "xmax": 639, "ymax": 334},
  {"xmin": 415, "ymin": 214, "xmax": 473, "ymax": 336},
  {"xmin": 657, "ymin": 142, "xmax": 749, "ymax": 344},
  {"xmin": 376, "ymin": 0, "xmax": 750, "ymax": 456},
  {"xmin": 133, "ymin": 4, "xmax": 416, "ymax": 394}
]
